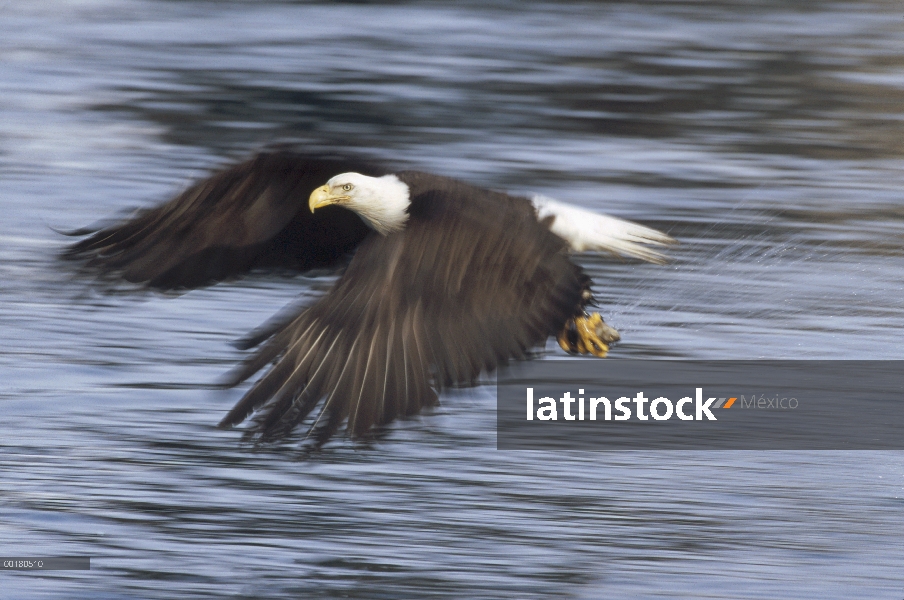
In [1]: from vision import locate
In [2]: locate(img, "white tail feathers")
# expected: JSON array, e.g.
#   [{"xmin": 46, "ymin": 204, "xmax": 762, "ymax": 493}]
[{"xmin": 531, "ymin": 195, "xmax": 676, "ymax": 264}]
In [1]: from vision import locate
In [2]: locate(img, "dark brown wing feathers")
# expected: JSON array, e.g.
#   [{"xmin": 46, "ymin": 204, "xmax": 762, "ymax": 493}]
[
  {"xmin": 68, "ymin": 156, "xmax": 586, "ymax": 445},
  {"xmin": 64, "ymin": 151, "xmax": 382, "ymax": 289},
  {"xmin": 220, "ymin": 172, "xmax": 585, "ymax": 444}
]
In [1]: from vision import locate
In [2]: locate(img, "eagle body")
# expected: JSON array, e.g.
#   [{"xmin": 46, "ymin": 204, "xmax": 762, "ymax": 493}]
[
  {"xmin": 220, "ymin": 170, "xmax": 587, "ymax": 442},
  {"xmin": 66, "ymin": 151, "xmax": 673, "ymax": 446}
]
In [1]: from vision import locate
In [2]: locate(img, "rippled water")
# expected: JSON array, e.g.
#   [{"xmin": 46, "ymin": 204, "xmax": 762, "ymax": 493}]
[{"xmin": 2, "ymin": 1, "xmax": 904, "ymax": 598}]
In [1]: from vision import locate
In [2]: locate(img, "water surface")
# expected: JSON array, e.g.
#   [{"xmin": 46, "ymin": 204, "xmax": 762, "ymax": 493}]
[{"xmin": 2, "ymin": 1, "xmax": 903, "ymax": 598}]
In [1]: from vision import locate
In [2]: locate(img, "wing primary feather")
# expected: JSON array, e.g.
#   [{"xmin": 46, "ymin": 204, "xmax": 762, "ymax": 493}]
[
  {"xmin": 255, "ymin": 334, "xmax": 340, "ymax": 440},
  {"xmin": 302, "ymin": 332, "xmax": 361, "ymax": 445},
  {"xmin": 349, "ymin": 324, "xmax": 381, "ymax": 436},
  {"xmin": 218, "ymin": 323, "xmax": 327, "ymax": 427},
  {"xmin": 378, "ymin": 318, "xmax": 394, "ymax": 427}
]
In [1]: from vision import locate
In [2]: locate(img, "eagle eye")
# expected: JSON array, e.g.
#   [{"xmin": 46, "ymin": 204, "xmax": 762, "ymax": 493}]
[{"xmin": 342, "ymin": 183, "xmax": 353, "ymax": 192}]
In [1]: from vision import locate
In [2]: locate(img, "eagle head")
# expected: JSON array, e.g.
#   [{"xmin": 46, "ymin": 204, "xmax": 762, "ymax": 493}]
[{"xmin": 309, "ymin": 172, "xmax": 410, "ymax": 236}]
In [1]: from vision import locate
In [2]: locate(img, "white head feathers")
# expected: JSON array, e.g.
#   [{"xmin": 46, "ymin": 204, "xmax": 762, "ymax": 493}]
[{"xmin": 321, "ymin": 173, "xmax": 410, "ymax": 236}]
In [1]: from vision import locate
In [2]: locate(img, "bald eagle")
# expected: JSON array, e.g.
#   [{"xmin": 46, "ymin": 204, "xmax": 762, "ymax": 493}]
[{"xmin": 66, "ymin": 151, "xmax": 674, "ymax": 445}]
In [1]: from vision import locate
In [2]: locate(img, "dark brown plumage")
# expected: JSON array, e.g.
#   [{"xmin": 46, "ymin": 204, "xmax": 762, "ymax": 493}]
[
  {"xmin": 65, "ymin": 151, "xmax": 621, "ymax": 447},
  {"xmin": 64, "ymin": 151, "xmax": 381, "ymax": 289},
  {"xmin": 219, "ymin": 171, "xmax": 585, "ymax": 444}
]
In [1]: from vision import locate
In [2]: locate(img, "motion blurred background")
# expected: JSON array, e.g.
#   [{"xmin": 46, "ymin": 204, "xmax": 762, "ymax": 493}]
[{"xmin": 2, "ymin": 1, "xmax": 903, "ymax": 598}]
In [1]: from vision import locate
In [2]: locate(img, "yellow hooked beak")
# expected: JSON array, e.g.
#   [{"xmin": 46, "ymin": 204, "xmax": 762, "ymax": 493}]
[
  {"xmin": 309, "ymin": 185, "xmax": 335, "ymax": 212},
  {"xmin": 309, "ymin": 185, "xmax": 350, "ymax": 213}
]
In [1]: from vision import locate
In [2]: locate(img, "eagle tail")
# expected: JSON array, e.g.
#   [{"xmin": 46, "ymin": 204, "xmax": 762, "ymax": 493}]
[{"xmin": 531, "ymin": 195, "xmax": 676, "ymax": 264}]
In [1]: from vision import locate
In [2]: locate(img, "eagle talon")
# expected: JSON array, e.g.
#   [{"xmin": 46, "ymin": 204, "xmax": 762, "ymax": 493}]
[{"xmin": 557, "ymin": 312, "xmax": 620, "ymax": 358}]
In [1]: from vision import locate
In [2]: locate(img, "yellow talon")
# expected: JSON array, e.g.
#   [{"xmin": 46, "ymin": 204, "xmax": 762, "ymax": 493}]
[{"xmin": 557, "ymin": 312, "xmax": 620, "ymax": 358}]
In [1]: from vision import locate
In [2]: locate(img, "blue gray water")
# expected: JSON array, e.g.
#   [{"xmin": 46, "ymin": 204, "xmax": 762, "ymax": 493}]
[{"xmin": 2, "ymin": 1, "xmax": 904, "ymax": 598}]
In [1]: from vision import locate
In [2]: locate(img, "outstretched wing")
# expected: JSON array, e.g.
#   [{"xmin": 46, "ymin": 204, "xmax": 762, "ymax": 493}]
[
  {"xmin": 220, "ymin": 176, "xmax": 584, "ymax": 445},
  {"xmin": 63, "ymin": 151, "xmax": 383, "ymax": 289}
]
